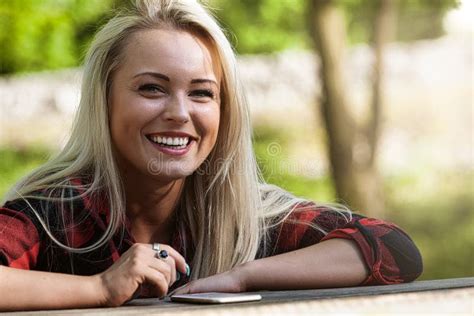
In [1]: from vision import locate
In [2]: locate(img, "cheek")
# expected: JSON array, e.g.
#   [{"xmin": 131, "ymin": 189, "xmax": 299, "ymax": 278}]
[
  {"xmin": 110, "ymin": 102, "xmax": 134, "ymax": 145},
  {"xmin": 109, "ymin": 94, "xmax": 153, "ymax": 147},
  {"xmin": 201, "ymin": 106, "xmax": 220, "ymax": 144}
]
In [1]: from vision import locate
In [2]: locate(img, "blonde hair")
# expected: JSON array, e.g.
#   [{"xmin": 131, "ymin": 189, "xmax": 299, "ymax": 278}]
[{"xmin": 3, "ymin": 0, "xmax": 351, "ymax": 278}]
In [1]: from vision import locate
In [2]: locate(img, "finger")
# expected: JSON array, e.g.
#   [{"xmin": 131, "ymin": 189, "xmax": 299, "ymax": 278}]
[
  {"xmin": 171, "ymin": 284, "xmax": 190, "ymax": 295},
  {"xmin": 133, "ymin": 243, "xmax": 159, "ymax": 260},
  {"xmin": 150, "ymin": 244, "xmax": 188, "ymax": 275},
  {"xmin": 132, "ymin": 243, "xmax": 170, "ymax": 276},
  {"xmin": 145, "ymin": 245, "xmax": 177, "ymax": 285},
  {"xmin": 166, "ymin": 255, "xmax": 177, "ymax": 285},
  {"xmin": 167, "ymin": 283, "xmax": 188, "ymax": 296},
  {"xmin": 154, "ymin": 254, "xmax": 177, "ymax": 286},
  {"xmin": 148, "ymin": 257, "xmax": 173, "ymax": 285},
  {"xmin": 162, "ymin": 246, "xmax": 187, "ymax": 275},
  {"xmin": 143, "ymin": 266, "xmax": 169, "ymax": 298}
]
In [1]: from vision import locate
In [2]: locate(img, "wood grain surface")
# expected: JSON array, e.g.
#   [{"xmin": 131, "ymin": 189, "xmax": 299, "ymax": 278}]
[{"xmin": 4, "ymin": 277, "xmax": 473, "ymax": 315}]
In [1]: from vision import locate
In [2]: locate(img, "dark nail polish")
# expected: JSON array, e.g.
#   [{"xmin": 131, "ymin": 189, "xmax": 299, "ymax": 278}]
[{"xmin": 185, "ymin": 263, "xmax": 191, "ymax": 277}]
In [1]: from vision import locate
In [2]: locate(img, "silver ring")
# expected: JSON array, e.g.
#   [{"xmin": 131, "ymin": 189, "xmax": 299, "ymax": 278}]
[
  {"xmin": 152, "ymin": 243, "xmax": 161, "ymax": 258},
  {"xmin": 152, "ymin": 243, "xmax": 168, "ymax": 260}
]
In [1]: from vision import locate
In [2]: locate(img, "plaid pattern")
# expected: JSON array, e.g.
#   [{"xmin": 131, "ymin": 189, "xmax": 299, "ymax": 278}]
[
  {"xmin": 263, "ymin": 203, "xmax": 423, "ymax": 285},
  {"xmin": 0, "ymin": 186, "xmax": 422, "ymax": 291}
]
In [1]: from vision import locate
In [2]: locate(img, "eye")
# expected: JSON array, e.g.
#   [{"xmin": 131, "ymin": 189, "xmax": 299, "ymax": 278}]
[
  {"xmin": 190, "ymin": 89, "xmax": 215, "ymax": 99},
  {"xmin": 138, "ymin": 84, "xmax": 165, "ymax": 95}
]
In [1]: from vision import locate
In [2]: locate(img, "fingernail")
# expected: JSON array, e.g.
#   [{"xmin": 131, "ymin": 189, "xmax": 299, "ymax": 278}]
[
  {"xmin": 176, "ymin": 271, "xmax": 181, "ymax": 281},
  {"xmin": 185, "ymin": 263, "xmax": 191, "ymax": 277}
]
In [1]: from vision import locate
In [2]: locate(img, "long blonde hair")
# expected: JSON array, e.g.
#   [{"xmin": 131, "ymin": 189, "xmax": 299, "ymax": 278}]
[{"xmin": 3, "ymin": 0, "xmax": 351, "ymax": 278}]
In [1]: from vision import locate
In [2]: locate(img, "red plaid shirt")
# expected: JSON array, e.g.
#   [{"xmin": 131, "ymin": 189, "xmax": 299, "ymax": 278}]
[{"xmin": 0, "ymin": 184, "xmax": 422, "ymax": 291}]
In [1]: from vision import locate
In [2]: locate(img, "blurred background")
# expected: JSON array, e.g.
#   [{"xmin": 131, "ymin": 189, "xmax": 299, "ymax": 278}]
[{"xmin": 0, "ymin": 0, "xmax": 472, "ymax": 280}]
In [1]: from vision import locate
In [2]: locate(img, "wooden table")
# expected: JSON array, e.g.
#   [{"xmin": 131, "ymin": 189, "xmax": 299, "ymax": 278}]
[{"xmin": 5, "ymin": 277, "xmax": 474, "ymax": 315}]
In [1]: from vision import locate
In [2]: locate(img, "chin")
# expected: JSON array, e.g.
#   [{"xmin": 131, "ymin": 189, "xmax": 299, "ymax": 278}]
[
  {"xmin": 146, "ymin": 161, "xmax": 196, "ymax": 180},
  {"xmin": 159, "ymin": 171, "xmax": 193, "ymax": 181}
]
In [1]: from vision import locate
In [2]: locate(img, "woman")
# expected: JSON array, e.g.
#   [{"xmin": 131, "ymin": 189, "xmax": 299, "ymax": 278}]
[{"xmin": 0, "ymin": 0, "xmax": 422, "ymax": 311}]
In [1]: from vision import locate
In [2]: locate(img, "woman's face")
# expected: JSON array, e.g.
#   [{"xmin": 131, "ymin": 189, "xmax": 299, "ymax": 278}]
[{"xmin": 109, "ymin": 28, "xmax": 221, "ymax": 181}]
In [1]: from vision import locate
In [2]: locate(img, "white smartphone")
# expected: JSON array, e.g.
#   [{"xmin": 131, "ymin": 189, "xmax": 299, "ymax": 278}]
[{"xmin": 170, "ymin": 292, "xmax": 262, "ymax": 304}]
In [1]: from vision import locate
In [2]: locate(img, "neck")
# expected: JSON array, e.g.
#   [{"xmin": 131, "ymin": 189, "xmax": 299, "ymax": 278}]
[{"xmin": 123, "ymin": 172, "xmax": 185, "ymax": 244}]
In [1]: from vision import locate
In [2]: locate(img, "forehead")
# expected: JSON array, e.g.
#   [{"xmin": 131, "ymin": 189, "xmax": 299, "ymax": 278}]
[{"xmin": 119, "ymin": 28, "xmax": 220, "ymax": 81}]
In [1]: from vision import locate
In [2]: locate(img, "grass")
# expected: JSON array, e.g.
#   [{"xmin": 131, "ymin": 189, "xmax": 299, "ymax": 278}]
[{"xmin": 0, "ymin": 147, "xmax": 51, "ymax": 199}]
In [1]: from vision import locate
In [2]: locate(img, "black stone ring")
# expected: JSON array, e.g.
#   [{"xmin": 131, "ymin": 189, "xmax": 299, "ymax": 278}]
[{"xmin": 158, "ymin": 249, "xmax": 169, "ymax": 259}]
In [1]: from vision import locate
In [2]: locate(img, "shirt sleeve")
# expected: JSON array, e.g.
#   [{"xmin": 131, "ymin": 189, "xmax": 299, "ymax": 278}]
[
  {"xmin": 0, "ymin": 200, "xmax": 42, "ymax": 269},
  {"xmin": 268, "ymin": 202, "xmax": 423, "ymax": 285}
]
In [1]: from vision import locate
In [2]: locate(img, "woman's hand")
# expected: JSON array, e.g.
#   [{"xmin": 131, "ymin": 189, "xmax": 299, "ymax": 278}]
[
  {"xmin": 97, "ymin": 243, "xmax": 188, "ymax": 307},
  {"xmin": 172, "ymin": 266, "xmax": 247, "ymax": 295}
]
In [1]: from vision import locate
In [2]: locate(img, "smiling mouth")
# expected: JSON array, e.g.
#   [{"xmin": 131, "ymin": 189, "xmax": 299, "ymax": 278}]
[{"xmin": 146, "ymin": 135, "xmax": 192, "ymax": 149}]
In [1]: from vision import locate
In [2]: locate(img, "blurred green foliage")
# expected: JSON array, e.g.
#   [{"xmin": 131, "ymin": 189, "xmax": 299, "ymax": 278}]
[
  {"xmin": 209, "ymin": 0, "xmax": 309, "ymax": 54},
  {"xmin": 253, "ymin": 125, "xmax": 336, "ymax": 202},
  {"xmin": 0, "ymin": 0, "xmax": 114, "ymax": 74},
  {"xmin": 0, "ymin": 147, "xmax": 50, "ymax": 198},
  {"xmin": 385, "ymin": 170, "xmax": 474, "ymax": 280},
  {"xmin": 209, "ymin": 0, "xmax": 459, "ymax": 53},
  {"xmin": 0, "ymin": 0, "xmax": 459, "ymax": 73},
  {"xmin": 342, "ymin": 0, "xmax": 460, "ymax": 44}
]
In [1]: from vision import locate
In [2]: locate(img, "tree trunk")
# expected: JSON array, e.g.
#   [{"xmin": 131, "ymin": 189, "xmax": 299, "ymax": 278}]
[
  {"xmin": 309, "ymin": 0, "xmax": 396, "ymax": 216},
  {"xmin": 367, "ymin": 0, "xmax": 397, "ymax": 166}
]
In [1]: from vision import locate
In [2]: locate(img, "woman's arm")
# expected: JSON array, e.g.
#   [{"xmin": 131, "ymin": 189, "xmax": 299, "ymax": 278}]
[
  {"xmin": 172, "ymin": 238, "xmax": 368, "ymax": 294},
  {"xmin": 0, "ymin": 266, "xmax": 103, "ymax": 311},
  {"xmin": 0, "ymin": 243, "xmax": 188, "ymax": 311},
  {"xmin": 239, "ymin": 238, "xmax": 368, "ymax": 291},
  {"xmin": 173, "ymin": 206, "xmax": 423, "ymax": 294}
]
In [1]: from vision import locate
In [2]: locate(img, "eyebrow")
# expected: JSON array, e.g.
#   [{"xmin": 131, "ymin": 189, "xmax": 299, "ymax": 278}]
[
  {"xmin": 133, "ymin": 72, "xmax": 218, "ymax": 86},
  {"xmin": 191, "ymin": 78, "xmax": 218, "ymax": 86},
  {"xmin": 133, "ymin": 72, "xmax": 169, "ymax": 81}
]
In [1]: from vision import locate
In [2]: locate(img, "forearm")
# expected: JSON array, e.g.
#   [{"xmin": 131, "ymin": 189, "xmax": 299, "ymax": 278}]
[
  {"xmin": 238, "ymin": 239, "xmax": 369, "ymax": 291},
  {"xmin": 0, "ymin": 265, "xmax": 104, "ymax": 311}
]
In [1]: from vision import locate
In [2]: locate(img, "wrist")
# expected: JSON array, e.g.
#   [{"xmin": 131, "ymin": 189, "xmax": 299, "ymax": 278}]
[
  {"xmin": 232, "ymin": 260, "xmax": 256, "ymax": 292},
  {"xmin": 91, "ymin": 274, "xmax": 108, "ymax": 307}
]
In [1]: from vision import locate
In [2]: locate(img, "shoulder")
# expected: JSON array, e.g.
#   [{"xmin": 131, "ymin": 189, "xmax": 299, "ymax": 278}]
[
  {"xmin": 259, "ymin": 201, "xmax": 351, "ymax": 255},
  {"xmin": 1, "ymin": 176, "xmax": 106, "ymax": 240},
  {"xmin": 2, "ymin": 197, "xmax": 46, "ymax": 233},
  {"xmin": 0, "ymin": 177, "xmax": 113, "ymax": 269},
  {"xmin": 280, "ymin": 201, "xmax": 353, "ymax": 230}
]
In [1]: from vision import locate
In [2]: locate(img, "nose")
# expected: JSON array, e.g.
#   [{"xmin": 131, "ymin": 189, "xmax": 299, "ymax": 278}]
[{"xmin": 162, "ymin": 94, "xmax": 190, "ymax": 124}]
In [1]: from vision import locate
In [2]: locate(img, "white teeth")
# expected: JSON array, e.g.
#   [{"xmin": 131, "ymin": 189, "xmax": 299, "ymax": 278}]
[{"xmin": 150, "ymin": 135, "xmax": 190, "ymax": 147}]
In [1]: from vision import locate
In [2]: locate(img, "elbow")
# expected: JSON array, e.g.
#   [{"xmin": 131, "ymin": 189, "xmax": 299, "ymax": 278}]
[
  {"xmin": 379, "ymin": 229, "xmax": 424, "ymax": 283},
  {"xmin": 399, "ymin": 241, "xmax": 423, "ymax": 282}
]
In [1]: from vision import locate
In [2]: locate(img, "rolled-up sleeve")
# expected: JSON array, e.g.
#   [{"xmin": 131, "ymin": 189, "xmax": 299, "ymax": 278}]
[
  {"xmin": 270, "ymin": 203, "xmax": 423, "ymax": 285},
  {"xmin": 0, "ymin": 206, "xmax": 41, "ymax": 269}
]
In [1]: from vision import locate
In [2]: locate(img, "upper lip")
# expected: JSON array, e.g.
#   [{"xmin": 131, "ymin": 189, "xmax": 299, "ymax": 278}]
[{"xmin": 146, "ymin": 131, "xmax": 197, "ymax": 140}]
